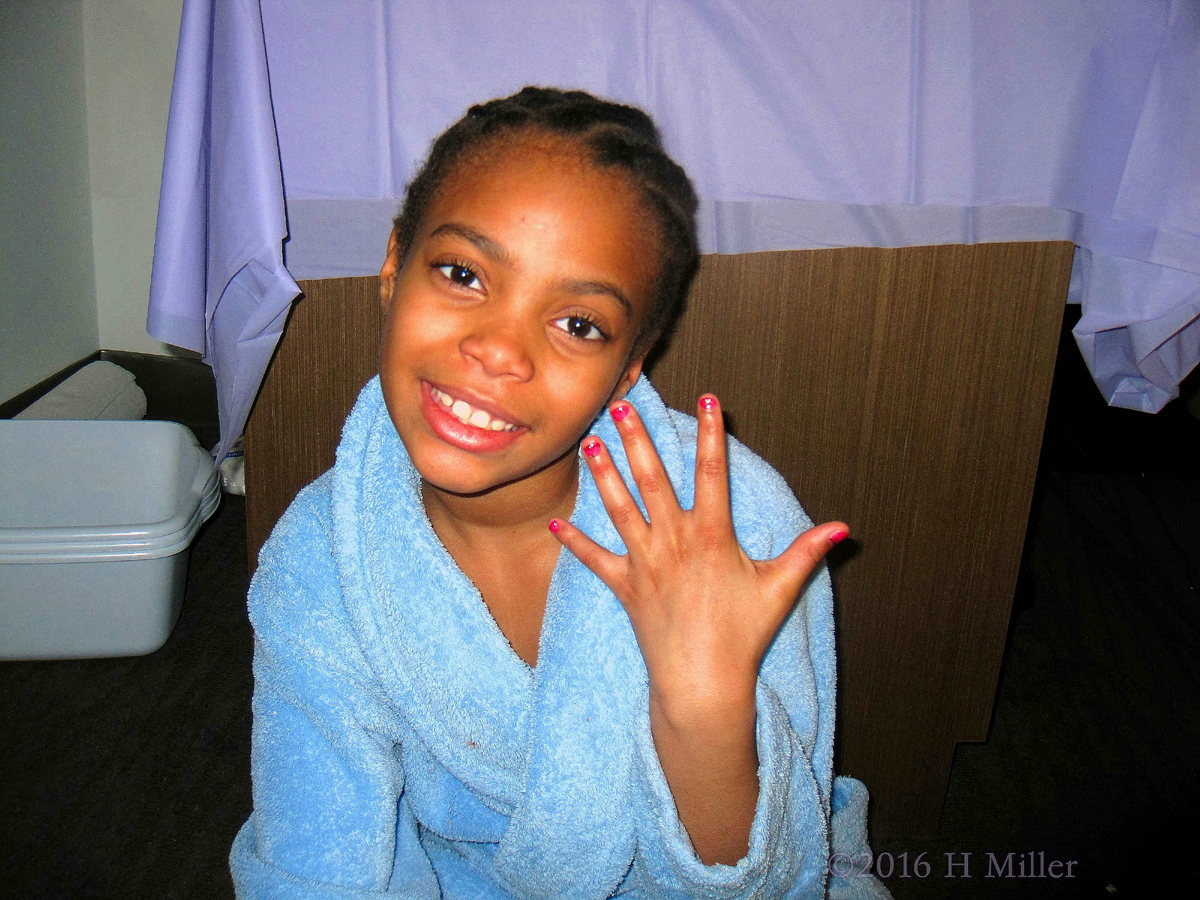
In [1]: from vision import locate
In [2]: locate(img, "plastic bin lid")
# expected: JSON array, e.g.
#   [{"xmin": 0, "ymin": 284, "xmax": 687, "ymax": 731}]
[{"xmin": 0, "ymin": 420, "xmax": 221, "ymax": 563}]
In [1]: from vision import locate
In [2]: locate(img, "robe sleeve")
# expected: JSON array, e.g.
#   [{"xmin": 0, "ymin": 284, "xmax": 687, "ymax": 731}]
[
  {"xmin": 632, "ymin": 677, "xmax": 832, "ymax": 898},
  {"xmin": 230, "ymin": 478, "xmax": 441, "ymax": 899},
  {"xmin": 628, "ymin": 437, "xmax": 892, "ymax": 899}
]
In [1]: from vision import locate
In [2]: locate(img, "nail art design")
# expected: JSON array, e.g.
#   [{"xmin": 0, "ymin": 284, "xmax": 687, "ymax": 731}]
[
  {"xmin": 583, "ymin": 438, "xmax": 602, "ymax": 458},
  {"xmin": 829, "ymin": 529, "xmax": 849, "ymax": 546},
  {"xmin": 549, "ymin": 519, "xmax": 561, "ymax": 534},
  {"xmin": 611, "ymin": 403, "xmax": 631, "ymax": 422},
  {"xmin": 699, "ymin": 395, "xmax": 717, "ymax": 412}
]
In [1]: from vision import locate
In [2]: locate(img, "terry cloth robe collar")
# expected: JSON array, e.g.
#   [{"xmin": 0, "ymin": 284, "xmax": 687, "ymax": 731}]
[{"xmin": 330, "ymin": 375, "xmax": 687, "ymax": 900}]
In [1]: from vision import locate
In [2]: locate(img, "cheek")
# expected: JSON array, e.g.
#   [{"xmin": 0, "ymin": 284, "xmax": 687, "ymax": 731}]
[
  {"xmin": 382, "ymin": 296, "xmax": 453, "ymax": 361},
  {"xmin": 547, "ymin": 358, "xmax": 625, "ymax": 427},
  {"xmin": 378, "ymin": 316, "xmax": 411, "ymax": 388}
]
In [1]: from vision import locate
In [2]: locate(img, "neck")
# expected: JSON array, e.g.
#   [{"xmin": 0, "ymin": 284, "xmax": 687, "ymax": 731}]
[{"xmin": 421, "ymin": 449, "xmax": 580, "ymax": 545}]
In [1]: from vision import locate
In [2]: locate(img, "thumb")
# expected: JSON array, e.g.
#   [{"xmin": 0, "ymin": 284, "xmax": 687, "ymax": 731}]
[{"xmin": 758, "ymin": 522, "xmax": 849, "ymax": 599}]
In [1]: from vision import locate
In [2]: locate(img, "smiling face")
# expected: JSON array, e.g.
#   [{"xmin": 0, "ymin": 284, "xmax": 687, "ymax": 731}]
[{"xmin": 378, "ymin": 134, "xmax": 660, "ymax": 501}]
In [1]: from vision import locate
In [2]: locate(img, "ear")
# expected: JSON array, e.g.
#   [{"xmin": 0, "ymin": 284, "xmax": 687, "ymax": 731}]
[
  {"xmin": 379, "ymin": 229, "xmax": 401, "ymax": 313},
  {"xmin": 607, "ymin": 354, "xmax": 646, "ymax": 404}
]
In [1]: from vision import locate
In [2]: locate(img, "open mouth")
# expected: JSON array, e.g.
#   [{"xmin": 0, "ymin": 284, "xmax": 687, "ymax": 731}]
[{"xmin": 428, "ymin": 386, "xmax": 520, "ymax": 432}]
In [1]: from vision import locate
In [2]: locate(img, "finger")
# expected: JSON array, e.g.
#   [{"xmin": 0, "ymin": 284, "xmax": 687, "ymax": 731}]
[
  {"xmin": 548, "ymin": 516, "xmax": 628, "ymax": 593},
  {"xmin": 693, "ymin": 394, "xmax": 731, "ymax": 523},
  {"xmin": 757, "ymin": 522, "xmax": 850, "ymax": 604},
  {"xmin": 581, "ymin": 436, "xmax": 651, "ymax": 543},
  {"xmin": 608, "ymin": 400, "xmax": 680, "ymax": 522}
]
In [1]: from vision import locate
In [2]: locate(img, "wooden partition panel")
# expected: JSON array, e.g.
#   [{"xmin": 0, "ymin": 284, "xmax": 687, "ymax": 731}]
[
  {"xmin": 244, "ymin": 241, "xmax": 1073, "ymax": 836},
  {"xmin": 244, "ymin": 277, "xmax": 384, "ymax": 562}
]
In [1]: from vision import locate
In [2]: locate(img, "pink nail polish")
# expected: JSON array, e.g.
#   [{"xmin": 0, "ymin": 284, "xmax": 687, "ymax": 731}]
[
  {"xmin": 829, "ymin": 529, "xmax": 849, "ymax": 546},
  {"xmin": 549, "ymin": 519, "xmax": 561, "ymax": 534},
  {"xmin": 583, "ymin": 438, "xmax": 602, "ymax": 458},
  {"xmin": 699, "ymin": 395, "xmax": 717, "ymax": 412},
  {"xmin": 611, "ymin": 403, "xmax": 631, "ymax": 422}
]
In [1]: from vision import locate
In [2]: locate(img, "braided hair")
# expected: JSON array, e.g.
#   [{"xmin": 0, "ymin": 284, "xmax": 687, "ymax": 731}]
[{"xmin": 393, "ymin": 87, "xmax": 699, "ymax": 354}]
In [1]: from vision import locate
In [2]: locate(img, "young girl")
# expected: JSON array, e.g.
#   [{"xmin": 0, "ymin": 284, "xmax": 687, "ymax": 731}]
[{"xmin": 231, "ymin": 87, "xmax": 888, "ymax": 899}]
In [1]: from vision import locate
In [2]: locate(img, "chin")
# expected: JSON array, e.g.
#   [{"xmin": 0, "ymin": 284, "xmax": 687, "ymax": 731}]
[
  {"xmin": 406, "ymin": 443, "xmax": 517, "ymax": 497},
  {"xmin": 413, "ymin": 439, "xmax": 578, "ymax": 500},
  {"xmin": 419, "ymin": 467, "xmax": 505, "ymax": 498}
]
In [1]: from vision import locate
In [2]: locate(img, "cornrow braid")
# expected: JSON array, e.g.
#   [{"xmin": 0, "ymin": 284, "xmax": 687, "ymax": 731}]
[{"xmin": 393, "ymin": 86, "xmax": 699, "ymax": 354}]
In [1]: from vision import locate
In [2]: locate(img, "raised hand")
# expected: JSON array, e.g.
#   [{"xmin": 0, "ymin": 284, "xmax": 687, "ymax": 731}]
[{"xmin": 549, "ymin": 394, "xmax": 847, "ymax": 865}]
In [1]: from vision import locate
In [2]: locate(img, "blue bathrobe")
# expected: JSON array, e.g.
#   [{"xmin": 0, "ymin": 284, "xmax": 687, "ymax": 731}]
[{"xmin": 230, "ymin": 376, "xmax": 890, "ymax": 899}]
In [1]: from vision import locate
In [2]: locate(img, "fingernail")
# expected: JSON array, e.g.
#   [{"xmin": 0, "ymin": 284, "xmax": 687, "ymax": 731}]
[
  {"xmin": 611, "ymin": 403, "xmax": 631, "ymax": 422},
  {"xmin": 699, "ymin": 395, "xmax": 717, "ymax": 412},
  {"xmin": 829, "ymin": 529, "xmax": 849, "ymax": 546},
  {"xmin": 583, "ymin": 438, "xmax": 602, "ymax": 458},
  {"xmin": 549, "ymin": 519, "xmax": 561, "ymax": 534}
]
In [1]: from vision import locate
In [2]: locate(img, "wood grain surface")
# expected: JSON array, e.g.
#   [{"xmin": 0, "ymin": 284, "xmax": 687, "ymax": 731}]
[
  {"xmin": 244, "ymin": 241, "xmax": 1073, "ymax": 836},
  {"xmin": 244, "ymin": 276, "xmax": 383, "ymax": 563}
]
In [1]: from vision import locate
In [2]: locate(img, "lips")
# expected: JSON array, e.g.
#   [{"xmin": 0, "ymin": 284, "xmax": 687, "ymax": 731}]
[{"xmin": 419, "ymin": 381, "xmax": 526, "ymax": 453}]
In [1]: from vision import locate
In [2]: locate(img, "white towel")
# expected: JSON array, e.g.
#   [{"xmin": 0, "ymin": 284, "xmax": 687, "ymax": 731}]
[{"xmin": 16, "ymin": 361, "xmax": 147, "ymax": 421}]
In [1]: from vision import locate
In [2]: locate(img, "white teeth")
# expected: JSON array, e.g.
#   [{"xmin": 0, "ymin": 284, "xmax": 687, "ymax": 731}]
[{"xmin": 431, "ymin": 387, "xmax": 517, "ymax": 432}]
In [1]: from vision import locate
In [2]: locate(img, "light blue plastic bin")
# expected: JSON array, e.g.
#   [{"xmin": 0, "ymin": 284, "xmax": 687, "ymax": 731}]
[{"xmin": 0, "ymin": 420, "xmax": 220, "ymax": 659}]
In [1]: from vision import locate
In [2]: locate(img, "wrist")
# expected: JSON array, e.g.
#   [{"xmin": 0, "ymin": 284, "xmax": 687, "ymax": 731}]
[{"xmin": 648, "ymin": 673, "xmax": 758, "ymax": 736}]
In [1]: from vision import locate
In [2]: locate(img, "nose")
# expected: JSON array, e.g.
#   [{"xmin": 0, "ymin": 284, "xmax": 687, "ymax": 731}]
[{"xmin": 459, "ymin": 313, "xmax": 535, "ymax": 382}]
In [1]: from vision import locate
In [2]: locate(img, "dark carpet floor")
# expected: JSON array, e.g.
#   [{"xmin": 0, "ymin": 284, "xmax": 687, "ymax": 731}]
[
  {"xmin": 1, "ymin": 496, "xmax": 253, "ymax": 900},
  {"xmin": 2, "ymin": 309, "xmax": 1198, "ymax": 899},
  {"xmin": 875, "ymin": 472, "xmax": 1200, "ymax": 899}
]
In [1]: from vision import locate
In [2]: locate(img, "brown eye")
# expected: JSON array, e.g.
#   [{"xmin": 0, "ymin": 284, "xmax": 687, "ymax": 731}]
[
  {"xmin": 435, "ymin": 263, "xmax": 481, "ymax": 290},
  {"xmin": 553, "ymin": 315, "xmax": 606, "ymax": 341}
]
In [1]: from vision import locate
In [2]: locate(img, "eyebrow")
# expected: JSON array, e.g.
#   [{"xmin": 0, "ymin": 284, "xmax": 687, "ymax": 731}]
[
  {"xmin": 428, "ymin": 223, "xmax": 510, "ymax": 264},
  {"xmin": 429, "ymin": 222, "xmax": 634, "ymax": 318},
  {"xmin": 561, "ymin": 278, "xmax": 633, "ymax": 318}
]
